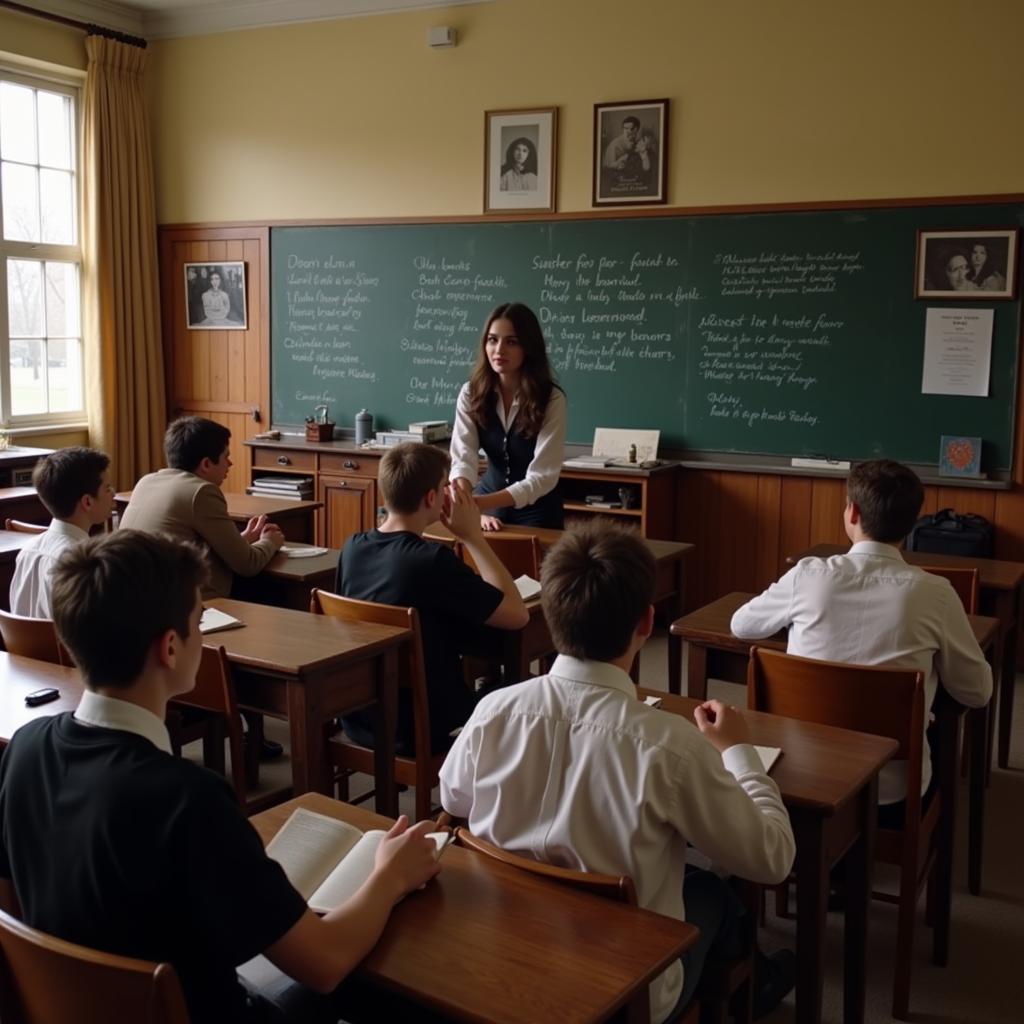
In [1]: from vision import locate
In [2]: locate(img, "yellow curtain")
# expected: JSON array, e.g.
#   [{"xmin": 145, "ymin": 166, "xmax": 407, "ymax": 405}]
[{"xmin": 82, "ymin": 35, "xmax": 165, "ymax": 487}]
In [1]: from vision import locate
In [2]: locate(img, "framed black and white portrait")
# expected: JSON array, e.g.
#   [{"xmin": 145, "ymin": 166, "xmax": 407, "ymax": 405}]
[
  {"xmin": 593, "ymin": 99, "xmax": 669, "ymax": 207},
  {"xmin": 184, "ymin": 261, "xmax": 248, "ymax": 329},
  {"xmin": 484, "ymin": 107, "xmax": 557, "ymax": 214},
  {"xmin": 915, "ymin": 230, "xmax": 1018, "ymax": 300}
]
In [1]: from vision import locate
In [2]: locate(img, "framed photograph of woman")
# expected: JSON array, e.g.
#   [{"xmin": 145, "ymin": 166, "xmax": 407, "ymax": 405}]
[
  {"xmin": 483, "ymin": 107, "xmax": 557, "ymax": 214},
  {"xmin": 593, "ymin": 99, "xmax": 669, "ymax": 207},
  {"xmin": 184, "ymin": 261, "xmax": 248, "ymax": 329},
  {"xmin": 915, "ymin": 229, "xmax": 1018, "ymax": 300}
]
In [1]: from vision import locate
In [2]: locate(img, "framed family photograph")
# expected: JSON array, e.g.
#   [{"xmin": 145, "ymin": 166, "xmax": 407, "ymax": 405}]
[
  {"xmin": 184, "ymin": 261, "xmax": 248, "ymax": 329},
  {"xmin": 915, "ymin": 229, "xmax": 1018, "ymax": 300},
  {"xmin": 484, "ymin": 107, "xmax": 557, "ymax": 214},
  {"xmin": 593, "ymin": 98, "xmax": 668, "ymax": 207}
]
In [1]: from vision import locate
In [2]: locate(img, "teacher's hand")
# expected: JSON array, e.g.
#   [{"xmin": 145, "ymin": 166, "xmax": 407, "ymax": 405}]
[{"xmin": 480, "ymin": 515, "xmax": 504, "ymax": 532}]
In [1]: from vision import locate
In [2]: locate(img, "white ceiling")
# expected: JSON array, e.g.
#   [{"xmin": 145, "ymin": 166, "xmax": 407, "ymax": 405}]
[{"xmin": 18, "ymin": 0, "xmax": 491, "ymax": 40}]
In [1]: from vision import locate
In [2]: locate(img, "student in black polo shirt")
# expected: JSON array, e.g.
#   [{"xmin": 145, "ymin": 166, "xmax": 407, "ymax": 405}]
[
  {"xmin": 336, "ymin": 442, "xmax": 529, "ymax": 753},
  {"xmin": 0, "ymin": 530, "xmax": 441, "ymax": 1023}
]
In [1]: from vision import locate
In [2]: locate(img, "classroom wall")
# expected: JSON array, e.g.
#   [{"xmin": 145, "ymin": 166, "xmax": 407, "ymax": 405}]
[{"xmin": 147, "ymin": 0, "xmax": 1024, "ymax": 223}]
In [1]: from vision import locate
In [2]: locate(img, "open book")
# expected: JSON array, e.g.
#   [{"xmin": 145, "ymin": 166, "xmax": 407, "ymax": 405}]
[
  {"xmin": 199, "ymin": 607, "xmax": 244, "ymax": 634},
  {"xmin": 266, "ymin": 807, "xmax": 450, "ymax": 913}
]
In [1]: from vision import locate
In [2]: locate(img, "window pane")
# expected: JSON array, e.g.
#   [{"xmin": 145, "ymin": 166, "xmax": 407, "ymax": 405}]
[
  {"xmin": 2, "ymin": 162, "xmax": 40, "ymax": 242},
  {"xmin": 7, "ymin": 260, "xmax": 44, "ymax": 337},
  {"xmin": 37, "ymin": 91, "xmax": 72, "ymax": 169},
  {"xmin": 45, "ymin": 262, "xmax": 79, "ymax": 336},
  {"xmin": 10, "ymin": 338, "xmax": 46, "ymax": 416},
  {"xmin": 0, "ymin": 82, "xmax": 36, "ymax": 163},
  {"xmin": 48, "ymin": 338, "xmax": 82, "ymax": 412},
  {"xmin": 40, "ymin": 168, "xmax": 74, "ymax": 244}
]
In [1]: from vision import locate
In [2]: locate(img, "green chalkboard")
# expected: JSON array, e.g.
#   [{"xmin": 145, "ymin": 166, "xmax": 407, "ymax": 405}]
[{"xmin": 270, "ymin": 201, "xmax": 1023, "ymax": 470}]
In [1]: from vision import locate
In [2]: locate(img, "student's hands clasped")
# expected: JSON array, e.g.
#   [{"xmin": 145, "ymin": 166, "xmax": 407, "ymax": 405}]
[
  {"xmin": 241, "ymin": 514, "xmax": 285, "ymax": 549},
  {"xmin": 694, "ymin": 699, "xmax": 752, "ymax": 753},
  {"xmin": 441, "ymin": 484, "xmax": 485, "ymax": 540},
  {"xmin": 372, "ymin": 816, "xmax": 442, "ymax": 904}
]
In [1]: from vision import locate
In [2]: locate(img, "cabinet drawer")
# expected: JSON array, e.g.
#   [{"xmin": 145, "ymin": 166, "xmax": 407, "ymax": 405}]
[
  {"xmin": 252, "ymin": 447, "xmax": 316, "ymax": 472},
  {"xmin": 320, "ymin": 453, "xmax": 380, "ymax": 478}
]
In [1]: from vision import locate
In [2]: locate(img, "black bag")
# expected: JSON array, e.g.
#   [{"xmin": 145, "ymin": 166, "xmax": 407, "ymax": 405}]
[{"xmin": 905, "ymin": 508, "xmax": 994, "ymax": 558}]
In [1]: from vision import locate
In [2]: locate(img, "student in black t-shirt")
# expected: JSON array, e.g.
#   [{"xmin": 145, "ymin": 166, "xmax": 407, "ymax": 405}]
[
  {"xmin": 337, "ymin": 442, "xmax": 529, "ymax": 752},
  {"xmin": 0, "ymin": 530, "xmax": 441, "ymax": 1024}
]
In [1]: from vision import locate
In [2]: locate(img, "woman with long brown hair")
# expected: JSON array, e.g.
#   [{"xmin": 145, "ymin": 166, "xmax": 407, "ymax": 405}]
[{"xmin": 450, "ymin": 302, "xmax": 566, "ymax": 530}]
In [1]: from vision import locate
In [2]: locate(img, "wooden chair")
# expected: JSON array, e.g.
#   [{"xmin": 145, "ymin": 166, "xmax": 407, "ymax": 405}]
[
  {"xmin": 168, "ymin": 645, "xmax": 251, "ymax": 809},
  {"xmin": 460, "ymin": 533, "xmax": 542, "ymax": 579},
  {"xmin": 748, "ymin": 646, "xmax": 940, "ymax": 1020},
  {"xmin": 0, "ymin": 907, "xmax": 190, "ymax": 1024},
  {"xmin": 0, "ymin": 609, "xmax": 68, "ymax": 665},
  {"xmin": 3, "ymin": 519, "xmax": 46, "ymax": 535},
  {"xmin": 453, "ymin": 827, "xmax": 743, "ymax": 1024},
  {"xmin": 311, "ymin": 588, "xmax": 440, "ymax": 822},
  {"xmin": 922, "ymin": 565, "xmax": 979, "ymax": 614}
]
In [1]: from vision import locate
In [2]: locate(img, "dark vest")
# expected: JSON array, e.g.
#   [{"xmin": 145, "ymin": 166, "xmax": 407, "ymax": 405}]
[{"xmin": 476, "ymin": 396, "xmax": 563, "ymax": 528}]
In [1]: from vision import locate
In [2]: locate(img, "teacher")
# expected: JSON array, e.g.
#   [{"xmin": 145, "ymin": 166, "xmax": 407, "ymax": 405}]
[{"xmin": 450, "ymin": 302, "xmax": 566, "ymax": 531}]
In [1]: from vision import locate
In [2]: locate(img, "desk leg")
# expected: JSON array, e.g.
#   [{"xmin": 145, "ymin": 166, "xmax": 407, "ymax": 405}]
[
  {"xmin": 285, "ymin": 679, "xmax": 323, "ymax": 796},
  {"xmin": 666, "ymin": 560, "xmax": 686, "ymax": 697},
  {"xmin": 844, "ymin": 777, "xmax": 876, "ymax": 1024},
  {"xmin": 968, "ymin": 704, "xmax": 988, "ymax": 896},
  {"xmin": 373, "ymin": 648, "xmax": 399, "ymax": 817},
  {"xmin": 684, "ymin": 642, "xmax": 708, "ymax": 700},
  {"xmin": 997, "ymin": 587, "xmax": 1021, "ymax": 770},
  {"xmin": 793, "ymin": 812, "xmax": 827, "ymax": 1024},
  {"xmin": 934, "ymin": 709, "xmax": 962, "ymax": 967}
]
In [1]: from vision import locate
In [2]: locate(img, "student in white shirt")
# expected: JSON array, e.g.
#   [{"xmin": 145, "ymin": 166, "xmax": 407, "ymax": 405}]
[
  {"xmin": 9, "ymin": 447, "xmax": 115, "ymax": 618},
  {"xmin": 731, "ymin": 459, "xmax": 992, "ymax": 817},
  {"xmin": 441, "ymin": 521, "xmax": 796, "ymax": 1022}
]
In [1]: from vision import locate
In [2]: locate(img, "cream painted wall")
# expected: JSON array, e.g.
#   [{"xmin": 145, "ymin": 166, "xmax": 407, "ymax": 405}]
[
  {"xmin": 0, "ymin": 9, "xmax": 86, "ymax": 72},
  {"xmin": 148, "ymin": 0, "xmax": 1024, "ymax": 224}
]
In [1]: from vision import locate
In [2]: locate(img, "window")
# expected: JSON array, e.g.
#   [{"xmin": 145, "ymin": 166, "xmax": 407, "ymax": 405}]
[{"xmin": 0, "ymin": 70, "xmax": 83, "ymax": 427}]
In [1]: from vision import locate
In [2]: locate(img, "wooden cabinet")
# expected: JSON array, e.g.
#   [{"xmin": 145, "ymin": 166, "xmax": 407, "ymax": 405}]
[
  {"xmin": 560, "ymin": 464, "xmax": 678, "ymax": 539},
  {"xmin": 318, "ymin": 474, "xmax": 377, "ymax": 548}
]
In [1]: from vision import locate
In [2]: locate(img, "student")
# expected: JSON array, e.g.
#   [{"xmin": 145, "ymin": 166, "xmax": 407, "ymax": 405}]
[
  {"xmin": 450, "ymin": 302, "xmax": 566, "ymax": 530},
  {"xmin": 9, "ymin": 446, "xmax": 114, "ymax": 618},
  {"xmin": 731, "ymin": 459, "xmax": 992, "ymax": 817},
  {"xmin": 0, "ymin": 531, "xmax": 441, "ymax": 1024},
  {"xmin": 440, "ymin": 521, "xmax": 796, "ymax": 1022},
  {"xmin": 121, "ymin": 416, "xmax": 284, "ymax": 599},
  {"xmin": 336, "ymin": 442, "xmax": 528, "ymax": 753}
]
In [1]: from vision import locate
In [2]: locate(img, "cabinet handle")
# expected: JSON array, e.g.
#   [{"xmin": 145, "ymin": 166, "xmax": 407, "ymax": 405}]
[
  {"xmin": 338, "ymin": 480, "xmax": 347, "ymax": 487},
  {"xmin": 277, "ymin": 456, "xmax": 291, "ymax": 466},
  {"xmin": 343, "ymin": 460, "xmax": 357, "ymax": 470}
]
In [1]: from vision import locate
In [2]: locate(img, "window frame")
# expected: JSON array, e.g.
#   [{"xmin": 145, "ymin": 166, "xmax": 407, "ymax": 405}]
[{"xmin": 0, "ymin": 64, "xmax": 85, "ymax": 430}]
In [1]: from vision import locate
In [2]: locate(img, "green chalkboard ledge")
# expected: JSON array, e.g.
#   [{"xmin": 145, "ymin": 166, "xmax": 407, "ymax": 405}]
[{"xmin": 672, "ymin": 450, "xmax": 1012, "ymax": 490}]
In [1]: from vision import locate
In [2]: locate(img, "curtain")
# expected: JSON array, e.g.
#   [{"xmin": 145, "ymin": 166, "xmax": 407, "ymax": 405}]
[{"xmin": 82, "ymin": 35, "xmax": 165, "ymax": 487}]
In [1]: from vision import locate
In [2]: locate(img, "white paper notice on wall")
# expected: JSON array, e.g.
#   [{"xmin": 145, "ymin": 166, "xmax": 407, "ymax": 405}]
[{"xmin": 921, "ymin": 308, "xmax": 993, "ymax": 397}]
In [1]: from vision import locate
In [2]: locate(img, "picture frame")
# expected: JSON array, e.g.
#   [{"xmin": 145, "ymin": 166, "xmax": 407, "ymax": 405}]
[
  {"xmin": 185, "ymin": 261, "xmax": 248, "ymax": 329},
  {"xmin": 915, "ymin": 229, "xmax": 1018, "ymax": 300},
  {"xmin": 593, "ymin": 98, "xmax": 669, "ymax": 207},
  {"xmin": 483, "ymin": 107, "xmax": 557, "ymax": 214}
]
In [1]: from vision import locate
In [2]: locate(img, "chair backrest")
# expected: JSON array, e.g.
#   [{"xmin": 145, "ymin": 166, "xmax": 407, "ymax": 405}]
[
  {"xmin": 4, "ymin": 520, "xmax": 46, "ymax": 535},
  {"xmin": 0, "ymin": 609, "xmax": 67, "ymax": 666},
  {"xmin": 0, "ymin": 907, "xmax": 190, "ymax": 1024},
  {"xmin": 922, "ymin": 565, "xmax": 979, "ymax": 614},
  {"xmin": 310, "ymin": 589, "xmax": 429, "ymax": 755},
  {"xmin": 460, "ymin": 533, "xmax": 542, "ymax": 580},
  {"xmin": 169, "ymin": 645, "xmax": 247, "ymax": 807},
  {"xmin": 454, "ymin": 827, "xmax": 638, "ymax": 905}
]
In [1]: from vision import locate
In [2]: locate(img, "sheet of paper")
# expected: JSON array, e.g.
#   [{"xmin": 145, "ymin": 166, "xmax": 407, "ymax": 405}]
[
  {"xmin": 515, "ymin": 575, "xmax": 542, "ymax": 601},
  {"xmin": 592, "ymin": 428, "xmax": 660, "ymax": 462},
  {"xmin": 199, "ymin": 607, "xmax": 244, "ymax": 634},
  {"xmin": 280, "ymin": 544, "xmax": 330, "ymax": 558},
  {"xmin": 755, "ymin": 745, "xmax": 782, "ymax": 773},
  {"xmin": 921, "ymin": 308, "xmax": 993, "ymax": 397}
]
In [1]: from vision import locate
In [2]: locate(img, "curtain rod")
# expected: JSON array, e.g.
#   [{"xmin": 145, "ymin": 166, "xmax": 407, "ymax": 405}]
[{"xmin": 0, "ymin": 1, "xmax": 147, "ymax": 48}]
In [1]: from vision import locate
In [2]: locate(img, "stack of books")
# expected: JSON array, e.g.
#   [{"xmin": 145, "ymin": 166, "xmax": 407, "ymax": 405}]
[
  {"xmin": 374, "ymin": 430, "xmax": 420, "ymax": 447},
  {"xmin": 408, "ymin": 420, "xmax": 452, "ymax": 442},
  {"xmin": 247, "ymin": 474, "xmax": 314, "ymax": 499}
]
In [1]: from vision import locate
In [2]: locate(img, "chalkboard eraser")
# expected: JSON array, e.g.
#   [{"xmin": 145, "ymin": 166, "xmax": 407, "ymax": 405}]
[{"xmin": 791, "ymin": 457, "xmax": 851, "ymax": 471}]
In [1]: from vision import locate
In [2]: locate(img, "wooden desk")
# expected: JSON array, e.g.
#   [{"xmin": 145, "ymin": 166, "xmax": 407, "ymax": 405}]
[
  {"xmin": 114, "ymin": 491, "xmax": 322, "ymax": 544},
  {"xmin": 672, "ymin": 591, "xmax": 997, "ymax": 896},
  {"xmin": 787, "ymin": 543, "xmax": 1024, "ymax": 773},
  {"xmin": 638, "ymin": 690, "xmax": 895, "ymax": 1024},
  {"xmin": 0, "ymin": 486, "xmax": 47, "ymax": 527},
  {"xmin": 207, "ymin": 598, "xmax": 409, "ymax": 813},
  {"xmin": 237, "ymin": 546, "xmax": 339, "ymax": 611},
  {"xmin": 251, "ymin": 793, "xmax": 697, "ymax": 1024},
  {"xmin": 0, "ymin": 530, "xmax": 34, "ymax": 611},
  {"xmin": 0, "ymin": 652, "xmax": 83, "ymax": 743},
  {"xmin": 425, "ymin": 523, "xmax": 694, "ymax": 684}
]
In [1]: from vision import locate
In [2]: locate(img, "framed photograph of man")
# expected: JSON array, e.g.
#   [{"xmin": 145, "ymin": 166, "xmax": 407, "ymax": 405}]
[
  {"xmin": 184, "ymin": 261, "xmax": 248, "ymax": 329},
  {"xmin": 915, "ymin": 229, "xmax": 1018, "ymax": 300},
  {"xmin": 483, "ymin": 107, "xmax": 557, "ymax": 214},
  {"xmin": 593, "ymin": 99, "xmax": 669, "ymax": 207}
]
